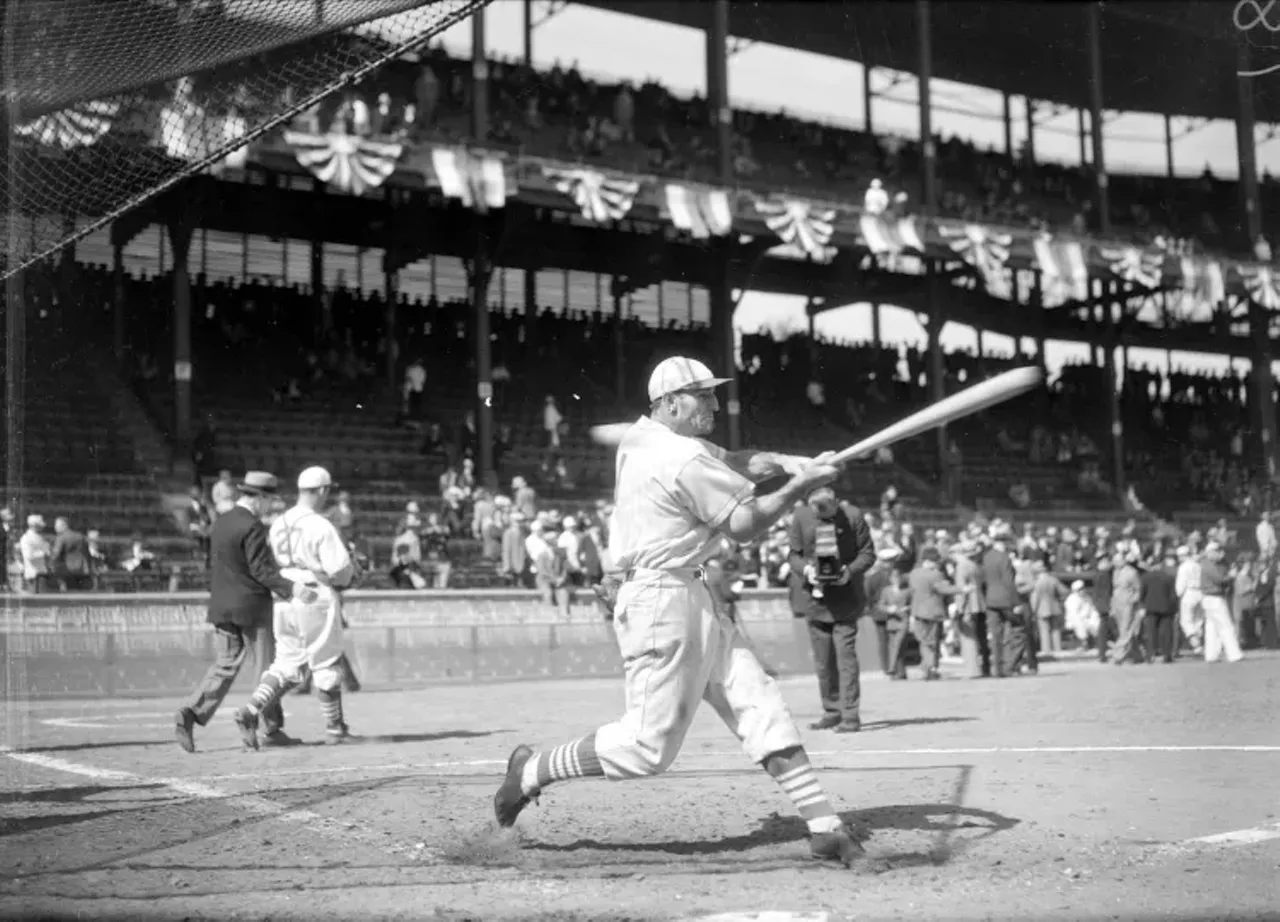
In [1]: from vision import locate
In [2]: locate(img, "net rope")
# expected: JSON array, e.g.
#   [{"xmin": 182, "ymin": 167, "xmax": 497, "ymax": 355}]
[{"xmin": 2, "ymin": 0, "xmax": 490, "ymax": 280}]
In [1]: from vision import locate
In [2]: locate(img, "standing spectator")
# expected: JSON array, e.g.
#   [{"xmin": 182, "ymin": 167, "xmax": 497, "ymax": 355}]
[
  {"xmin": 19, "ymin": 514, "xmax": 51, "ymax": 594},
  {"xmin": 1200, "ymin": 541, "xmax": 1244, "ymax": 664},
  {"xmin": 401, "ymin": 357, "xmax": 426, "ymax": 428},
  {"xmin": 500, "ymin": 511, "xmax": 530, "ymax": 586},
  {"xmin": 422, "ymin": 512, "xmax": 452, "ymax": 588},
  {"xmin": 1092, "ymin": 554, "xmax": 1115, "ymax": 660},
  {"xmin": 527, "ymin": 520, "xmax": 569, "ymax": 616},
  {"xmin": 879, "ymin": 566, "xmax": 912, "ymax": 680},
  {"xmin": 1142, "ymin": 551, "xmax": 1179, "ymax": 664},
  {"xmin": 862, "ymin": 553, "xmax": 897, "ymax": 675},
  {"xmin": 864, "ymin": 178, "xmax": 889, "ymax": 216},
  {"xmin": 512, "ymin": 475, "xmax": 538, "ymax": 519},
  {"xmin": 558, "ymin": 515, "xmax": 584, "ymax": 586},
  {"xmin": 542, "ymin": 395, "xmax": 564, "ymax": 476},
  {"xmin": 414, "ymin": 62, "xmax": 439, "ymax": 129},
  {"xmin": 1109, "ymin": 549, "xmax": 1145, "ymax": 665},
  {"xmin": 788, "ymin": 486, "xmax": 876, "ymax": 731},
  {"xmin": 1029, "ymin": 559, "xmax": 1067, "ymax": 654},
  {"xmin": 613, "ymin": 83, "xmax": 634, "ymax": 142},
  {"xmin": 174, "ymin": 472, "xmax": 302, "ymax": 753},
  {"xmin": 907, "ymin": 546, "xmax": 962, "ymax": 680},
  {"xmin": 1175, "ymin": 545, "xmax": 1204, "ymax": 654},
  {"xmin": 85, "ymin": 529, "xmax": 108, "ymax": 587},
  {"xmin": 211, "ymin": 469, "xmax": 237, "ymax": 516},
  {"xmin": 950, "ymin": 539, "xmax": 989, "ymax": 677},
  {"xmin": 980, "ymin": 526, "xmax": 1024, "ymax": 678},
  {"xmin": 1230, "ymin": 551, "xmax": 1260, "ymax": 649},
  {"xmin": 50, "ymin": 517, "xmax": 91, "ymax": 592},
  {"xmin": 0, "ymin": 507, "xmax": 12, "ymax": 591},
  {"xmin": 1256, "ymin": 511, "xmax": 1276, "ymax": 563}
]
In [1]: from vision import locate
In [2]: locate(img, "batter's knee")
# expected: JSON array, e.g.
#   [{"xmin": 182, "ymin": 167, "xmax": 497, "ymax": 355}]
[
  {"xmin": 312, "ymin": 665, "xmax": 342, "ymax": 692},
  {"xmin": 596, "ymin": 723, "xmax": 685, "ymax": 778},
  {"xmin": 264, "ymin": 663, "xmax": 307, "ymax": 687}
]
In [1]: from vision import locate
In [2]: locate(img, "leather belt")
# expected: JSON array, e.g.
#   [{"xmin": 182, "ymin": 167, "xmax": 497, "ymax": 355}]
[{"xmin": 623, "ymin": 566, "xmax": 707, "ymax": 582}]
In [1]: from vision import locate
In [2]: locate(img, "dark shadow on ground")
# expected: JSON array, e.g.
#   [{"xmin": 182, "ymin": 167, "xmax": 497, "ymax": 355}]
[
  {"xmin": 9, "ymin": 740, "xmax": 171, "ymax": 754},
  {"xmin": 294, "ymin": 729, "xmax": 505, "ymax": 748},
  {"xmin": 858, "ymin": 716, "xmax": 978, "ymax": 732},
  {"xmin": 0, "ymin": 783, "xmax": 167, "ymax": 806}
]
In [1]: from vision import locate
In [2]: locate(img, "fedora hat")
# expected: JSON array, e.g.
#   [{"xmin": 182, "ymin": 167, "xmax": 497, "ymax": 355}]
[{"xmin": 238, "ymin": 471, "xmax": 279, "ymax": 495}]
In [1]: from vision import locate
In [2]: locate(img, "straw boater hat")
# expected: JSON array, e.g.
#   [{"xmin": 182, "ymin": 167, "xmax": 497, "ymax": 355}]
[{"xmin": 237, "ymin": 471, "xmax": 279, "ymax": 495}]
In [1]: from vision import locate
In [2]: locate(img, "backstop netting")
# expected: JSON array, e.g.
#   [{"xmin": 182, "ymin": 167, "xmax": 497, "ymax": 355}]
[{"xmin": 1, "ymin": 0, "xmax": 491, "ymax": 280}]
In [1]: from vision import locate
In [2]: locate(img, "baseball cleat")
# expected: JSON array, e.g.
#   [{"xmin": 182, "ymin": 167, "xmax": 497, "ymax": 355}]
[
  {"xmin": 810, "ymin": 824, "xmax": 866, "ymax": 868},
  {"xmin": 494, "ymin": 744, "xmax": 538, "ymax": 828},
  {"xmin": 324, "ymin": 723, "xmax": 359, "ymax": 745},
  {"xmin": 809, "ymin": 715, "xmax": 841, "ymax": 731},
  {"xmin": 174, "ymin": 708, "xmax": 196, "ymax": 754},
  {"xmin": 233, "ymin": 707, "xmax": 260, "ymax": 751}
]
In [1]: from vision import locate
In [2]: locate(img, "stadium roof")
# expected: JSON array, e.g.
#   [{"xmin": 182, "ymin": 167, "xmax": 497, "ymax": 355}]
[{"xmin": 580, "ymin": 1, "xmax": 1280, "ymax": 125}]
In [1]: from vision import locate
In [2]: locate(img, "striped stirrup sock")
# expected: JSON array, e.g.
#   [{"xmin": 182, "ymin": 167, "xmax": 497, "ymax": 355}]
[
  {"xmin": 774, "ymin": 763, "xmax": 838, "ymax": 827},
  {"xmin": 318, "ymin": 687, "xmax": 344, "ymax": 731},
  {"xmin": 520, "ymin": 732, "xmax": 605, "ymax": 795},
  {"xmin": 246, "ymin": 673, "xmax": 291, "ymax": 716}
]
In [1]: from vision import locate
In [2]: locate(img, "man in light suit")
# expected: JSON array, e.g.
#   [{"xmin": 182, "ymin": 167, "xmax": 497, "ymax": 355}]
[
  {"xmin": 175, "ymin": 472, "xmax": 308, "ymax": 753},
  {"xmin": 950, "ymin": 539, "xmax": 989, "ymax": 678}
]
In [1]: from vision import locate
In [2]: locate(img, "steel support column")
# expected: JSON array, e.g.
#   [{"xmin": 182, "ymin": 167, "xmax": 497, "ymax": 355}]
[
  {"xmin": 310, "ymin": 240, "xmax": 324, "ymax": 341},
  {"xmin": 1237, "ymin": 35, "xmax": 1280, "ymax": 481},
  {"xmin": 1078, "ymin": 108, "xmax": 1088, "ymax": 166},
  {"xmin": 1087, "ymin": 2, "xmax": 1121, "ymax": 496},
  {"xmin": 1024, "ymin": 98, "xmax": 1036, "ymax": 170},
  {"xmin": 1002, "ymin": 92, "xmax": 1013, "ymax": 159},
  {"xmin": 1086, "ymin": 4, "xmax": 1110, "ymax": 237},
  {"xmin": 384, "ymin": 269, "xmax": 398, "ymax": 396},
  {"xmin": 523, "ymin": 0, "xmax": 533, "ymax": 65},
  {"xmin": 168, "ymin": 214, "xmax": 196, "ymax": 479},
  {"xmin": 471, "ymin": 7, "xmax": 495, "ymax": 487},
  {"xmin": 864, "ymin": 65, "xmax": 874, "ymax": 135},
  {"xmin": 1164, "ymin": 113, "xmax": 1175, "ymax": 179},
  {"xmin": 613, "ymin": 287, "xmax": 627, "ymax": 402},
  {"xmin": 112, "ymin": 244, "xmax": 127, "ymax": 368},
  {"xmin": 707, "ymin": 0, "xmax": 739, "ymax": 449},
  {"xmin": 917, "ymin": 0, "xmax": 945, "ymax": 475}
]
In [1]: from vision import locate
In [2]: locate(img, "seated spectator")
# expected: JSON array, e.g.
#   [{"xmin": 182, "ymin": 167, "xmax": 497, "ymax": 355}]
[
  {"xmin": 390, "ymin": 526, "xmax": 428, "ymax": 589},
  {"xmin": 422, "ymin": 513, "xmax": 452, "ymax": 589}
]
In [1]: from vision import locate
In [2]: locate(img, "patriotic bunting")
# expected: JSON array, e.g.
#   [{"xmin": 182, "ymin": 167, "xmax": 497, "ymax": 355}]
[
  {"xmin": 1033, "ymin": 235, "xmax": 1089, "ymax": 307},
  {"xmin": 1101, "ymin": 244, "xmax": 1163, "ymax": 289},
  {"xmin": 940, "ymin": 223, "xmax": 1012, "ymax": 299},
  {"xmin": 858, "ymin": 214, "xmax": 925, "ymax": 257},
  {"xmin": 431, "ymin": 148, "xmax": 510, "ymax": 211},
  {"xmin": 665, "ymin": 184, "xmax": 732, "ymax": 238},
  {"xmin": 755, "ymin": 198, "xmax": 835, "ymax": 261},
  {"xmin": 157, "ymin": 78, "xmax": 251, "ymax": 175},
  {"xmin": 543, "ymin": 167, "xmax": 638, "ymax": 222},
  {"xmin": 1241, "ymin": 266, "xmax": 1280, "ymax": 310},
  {"xmin": 283, "ymin": 130, "xmax": 402, "ymax": 196},
  {"xmin": 16, "ymin": 99, "xmax": 120, "ymax": 150}
]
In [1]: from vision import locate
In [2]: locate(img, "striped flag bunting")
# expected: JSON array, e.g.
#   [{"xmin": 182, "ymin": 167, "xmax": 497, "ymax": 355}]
[
  {"xmin": 15, "ymin": 99, "xmax": 120, "ymax": 150},
  {"xmin": 1032, "ymin": 234, "xmax": 1088, "ymax": 307},
  {"xmin": 543, "ymin": 167, "xmax": 639, "ymax": 222},
  {"xmin": 1241, "ymin": 265, "xmax": 1280, "ymax": 310},
  {"xmin": 1101, "ymin": 244, "xmax": 1164, "ymax": 289},
  {"xmin": 755, "ymin": 198, "xmax": 835, "ymax": 261},
  {"xmin": 430, "ymin": 147, "xmax": 510, "ymax": 211},
  {"xmin": 858, "ymin": 214, "xmax": 925, "ymax": 256},
  {"xmin": 939, "ymin": 222, "xmax": 1013, "ymax": 299},
  {"xmin": 283, "ymin": 131, "xmax": 403, "ymax": 196},
  {"xmin": 664, "ymin": 184, "xmax": 733, "ymax": 238}
]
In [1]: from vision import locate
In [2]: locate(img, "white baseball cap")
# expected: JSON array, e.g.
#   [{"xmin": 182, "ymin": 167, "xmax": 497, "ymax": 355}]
[
  {"xmin": 647, "ymin": 356, "xmax": 731, "ymax": 402},
  {"xmin": 297, "ymin": 466, "xmax": 334, "ymax": 491}
]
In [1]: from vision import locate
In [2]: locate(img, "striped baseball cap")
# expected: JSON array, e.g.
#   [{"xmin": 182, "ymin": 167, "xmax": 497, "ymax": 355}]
[{"xmin": 647, "ymin": 356, "xmax": 731, "ymax": 402}]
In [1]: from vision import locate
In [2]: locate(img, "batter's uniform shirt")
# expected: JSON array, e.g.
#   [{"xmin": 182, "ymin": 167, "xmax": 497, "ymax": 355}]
[
  {"xmin": 595, "ymin": 416, "xmax": 802, "ymax": 779},
  {"xmin": 267, "ymin": 505, "xmax": 354, "ymax": 685}
]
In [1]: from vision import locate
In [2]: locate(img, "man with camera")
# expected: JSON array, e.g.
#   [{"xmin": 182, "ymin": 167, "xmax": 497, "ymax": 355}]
[{"xmin": 787, "ymin": 486, "xmax": 877, "ymax": 733}]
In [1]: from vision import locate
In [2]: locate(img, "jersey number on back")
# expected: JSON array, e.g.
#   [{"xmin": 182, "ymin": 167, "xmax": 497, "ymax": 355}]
[{"xmin": 272, "ymin": 529, "xmax": 296, "ymax": 567}]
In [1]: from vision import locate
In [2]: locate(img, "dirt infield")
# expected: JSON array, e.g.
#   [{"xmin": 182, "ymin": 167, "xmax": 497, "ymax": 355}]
[{"xmin": 2, "ymin": 654, "xmax": 1279, "ymax": 922}]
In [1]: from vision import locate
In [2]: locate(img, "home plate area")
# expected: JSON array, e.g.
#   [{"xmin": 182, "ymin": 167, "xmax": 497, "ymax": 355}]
[{"xmin": 1, "ymin": 659, "xmax": 1279, "ymax": 921}]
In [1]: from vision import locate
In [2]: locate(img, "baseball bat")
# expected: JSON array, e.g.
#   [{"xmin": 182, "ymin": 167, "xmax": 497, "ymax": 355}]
[{"xmin": 829, "ymin": 365, "xmax": 1044, "ymax": 465}]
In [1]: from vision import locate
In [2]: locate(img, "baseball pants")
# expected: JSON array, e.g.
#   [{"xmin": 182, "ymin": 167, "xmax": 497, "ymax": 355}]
[
  {"xmin": 593, "ymin": 568, "xmax": 802, "ymax": 779},
  {"xmin": 1201, "ymin": 596, "xmax": 1243, "ymax": 664},
  {"xmin": 1179, "ymin": 592, "xmax": 1204, "ymax": 649},
  {"xmin": 186, "ymin": 622, "xmax": 283, "ymax": 733},
  {"xmin": 265, "ymin": 594, "xmax": 347, "ymax": 691}
]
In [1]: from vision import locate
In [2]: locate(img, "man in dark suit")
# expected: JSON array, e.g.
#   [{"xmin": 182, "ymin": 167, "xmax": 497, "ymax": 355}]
[
  {"xmin": 51, "ymin": 516, "xmax": 91, "ymax": 591},
  {"xmin": 175, "ymin": 471, "xmax": 304, "ymax": 753},
  {"xmin": 1141, "ymin": 550, "xmax": 1179, "ymax": 663},
  {"xmin": 787, "ymin": 486, "xmax": 876, "ymax": 733},
  {"xmin": 980, "ymin": 527, "xmax": 1025, "ymax": 678}
]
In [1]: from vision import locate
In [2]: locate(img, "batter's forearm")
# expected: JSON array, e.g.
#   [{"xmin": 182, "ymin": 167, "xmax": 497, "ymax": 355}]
[{"xmin": 724, "ymin": 479, "xmax": 812, "ymax": 542}]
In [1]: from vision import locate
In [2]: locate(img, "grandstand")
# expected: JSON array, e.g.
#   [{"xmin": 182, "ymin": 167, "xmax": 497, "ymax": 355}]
[{"xmin": 3, "ymin": 0, "xmax": 1277, "ymax": 590}]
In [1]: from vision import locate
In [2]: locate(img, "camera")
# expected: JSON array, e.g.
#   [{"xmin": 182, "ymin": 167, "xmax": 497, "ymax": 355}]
[{"xmin": 809, "ymin": 522, "xmax": 844, "ymax": 599}]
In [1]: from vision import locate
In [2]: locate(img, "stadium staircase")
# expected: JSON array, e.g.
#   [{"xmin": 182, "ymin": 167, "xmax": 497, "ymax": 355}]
[{"xmin": 9, "ymin": 324, "xmax": 194, "ymax": 563}]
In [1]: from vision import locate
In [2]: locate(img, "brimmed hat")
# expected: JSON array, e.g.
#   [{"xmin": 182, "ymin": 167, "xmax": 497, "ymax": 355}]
[
  {"xmin": 297, "ymin": 466, "xmax": 334, "ymax": 491},
  {"xmin": 238, "ymin": 471, "xmax": 279, "ymax": 495},
  {"xmin": 648, "ymin": 356, "xmax": 731, "ymax": 402}
]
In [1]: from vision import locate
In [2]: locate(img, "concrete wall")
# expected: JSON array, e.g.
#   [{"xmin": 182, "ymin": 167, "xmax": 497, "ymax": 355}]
[{"xmin": 0, "ymin": 590, "xmax": 884, "ymax": 700}]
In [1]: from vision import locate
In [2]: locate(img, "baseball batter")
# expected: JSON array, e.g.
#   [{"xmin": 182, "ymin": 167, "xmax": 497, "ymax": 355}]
[
  {"xmin": 494, "ymin": 357, "xmax": 865, "ymax": 868},
  {"xmin": 233, "ymin": 466, "xmax": 358, "ymax": 748}
]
